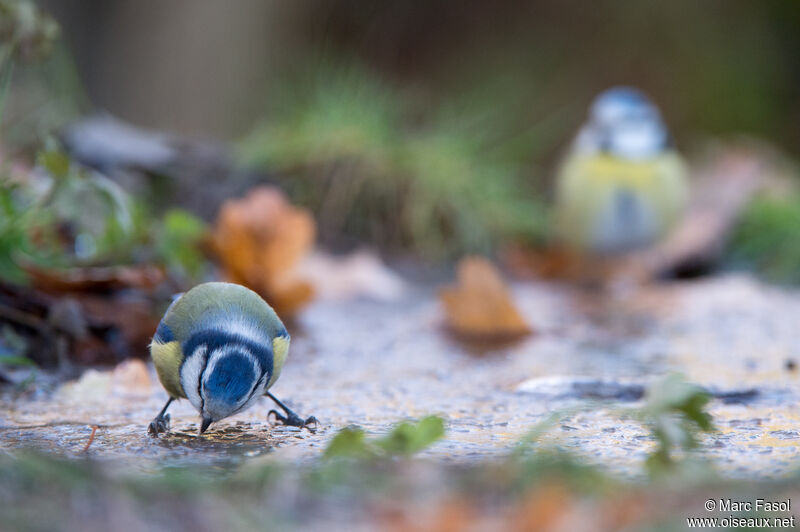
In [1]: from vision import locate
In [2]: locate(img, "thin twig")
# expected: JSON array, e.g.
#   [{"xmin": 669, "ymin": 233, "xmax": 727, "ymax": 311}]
[{"xmin": 82, "ymin": 425, "xmax": 98, "ymax": 453}]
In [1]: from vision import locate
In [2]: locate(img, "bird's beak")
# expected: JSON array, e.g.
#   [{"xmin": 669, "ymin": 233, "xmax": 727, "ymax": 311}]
[{"xmin": 199, "ymin": 417, "xmax": 212, "ymax": 436}]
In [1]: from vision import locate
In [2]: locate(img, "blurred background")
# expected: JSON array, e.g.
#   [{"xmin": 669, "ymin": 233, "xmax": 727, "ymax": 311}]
[
  {"xmin": 0, "ymin": 0, "xmax": 798, "ymax": 359},
  {"xmin": 37, "ymin": 0, "xmax": 800, "ymax": 146},
  {"xmin": 3, "ymin": 0, "xmax": 798, "ymax": 252}
]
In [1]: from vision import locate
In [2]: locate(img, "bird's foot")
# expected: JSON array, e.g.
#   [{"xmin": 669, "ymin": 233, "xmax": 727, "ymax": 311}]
[
  {"xmin": 147, "ymin": 413, "xmax": 171, "ymax": 436},
  {"xmin": 268, "ymin": 409, "xmax": 318, "ymax": 432}
]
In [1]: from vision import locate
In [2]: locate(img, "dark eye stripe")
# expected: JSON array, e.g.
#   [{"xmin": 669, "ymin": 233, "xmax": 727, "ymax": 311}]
[{"xmin": 153, "ymin": 321, "xmax": 175, "ymax": 343}]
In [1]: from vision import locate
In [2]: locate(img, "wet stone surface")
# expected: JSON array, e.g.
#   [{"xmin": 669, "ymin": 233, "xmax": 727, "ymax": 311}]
[{"xmin": 0, "ymin": 274, "xmax": 798, "ymax": 477}]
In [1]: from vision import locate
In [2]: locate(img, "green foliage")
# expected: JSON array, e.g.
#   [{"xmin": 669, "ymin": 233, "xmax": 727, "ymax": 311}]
[
  {"xmin": 511, "ymin": 381, "xmax": 714, "ymax": 479},
  {"xmin": 374, "ymin": 415, "xmax": 446, "ymax": 456},
  {"xmin": 727, "ymin": 193, "xmax": 800, "ymax": 284},
  {"xmin": 36, "ymin": 148, "xmax": 137, "ymax": 264},
  {"xmin": 153, "ymin": 209, "xmax": 209, "ymax": 282},
  {"xmin": 324, "ymin": 415, "xmax": 445, "ymax": 459},
  {"xmin": 0, "ymin": 176, "xmax": 56, "ymax": 282},
  {"xmin": 639, "ymin": 374, "xmax": 714, "ymax": 475},
  {"xmin": 38, "ymin": 149, "xmax": 69, "ymax": 177},
  {"xmin": 324, "ymin": 426, "xmax": 371, "ymax": 459},
  {"xmin": 0, "ymin": 149, "xmax": 209, "ymax": 285},
  {"xmin": 242, "ymin": 65, "xmax": 400, "ymax": 171},
  {"xmin": 240, "ymin": 64, "xmax": 546, "ymax": 259}
]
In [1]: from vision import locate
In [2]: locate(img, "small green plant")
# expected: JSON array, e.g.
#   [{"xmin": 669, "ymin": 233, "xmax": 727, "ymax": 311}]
[
  {"xmin": 727, "ymin": 193, "xmax": 800, "ymax": 284},
  {"xmin": 638, "ymin": 374, "xmax": 714, "ymax": 475},
  {"xmin": 512, "ymin": 379, "xmax": 714, "ymax": 478},
  {"xmin": 37, "ymin": 149, "xmax": 137, "ymax": 264},
  {"xmin": 0, "ymin": 148, "xmax": 209, "ymax": 284},
  {"xmin": 324, "ymin": 415, "xmax": 446, "ymax": 459},
  {"xmin": 0, "ymin": 148, "xmax": 142, "ymax": 278}
]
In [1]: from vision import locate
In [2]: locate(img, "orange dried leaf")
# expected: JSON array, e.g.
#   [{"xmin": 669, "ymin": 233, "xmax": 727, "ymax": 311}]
[
  {"xmin": 210, "ymin": 186, "xmax": 316, "ymax": 318},
  {"xmin": 266, "ymin": 277, "xmax": 315, "ymax": 318},
  {"xmin": 439, "ymin": 256, "xmax": 532, "ymax": 339}
]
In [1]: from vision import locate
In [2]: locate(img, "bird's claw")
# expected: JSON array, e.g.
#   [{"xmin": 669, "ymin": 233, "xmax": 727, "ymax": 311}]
[
  {"xmin": 147, "ymin": 413, "xmax": 171, "ymax": 436},
  {"xmin": 303, "ymin": 416, "xmax": 320, "ymax": 431},
  {"xmin": 268, "ymin": 409, "xmax": 318, "ymax": 432}
]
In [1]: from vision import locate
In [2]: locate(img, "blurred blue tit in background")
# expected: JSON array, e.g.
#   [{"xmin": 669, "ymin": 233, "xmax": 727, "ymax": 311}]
[
  {"xmin": 555, "ymin": 87, "xmax": 688, "ymax": 254},
  {"xmin": 148, "ymin": 282, "xmax": 317, "ymax": 436}
]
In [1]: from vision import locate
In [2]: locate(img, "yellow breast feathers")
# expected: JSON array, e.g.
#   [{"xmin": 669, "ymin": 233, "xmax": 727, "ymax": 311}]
[
  {"xmin": 151, "ymin": 340, "xmax": 185, "ymax": 399},
  {"xmin": 267, "ymin": 335, "xmax": 290, "ymax": 388}
]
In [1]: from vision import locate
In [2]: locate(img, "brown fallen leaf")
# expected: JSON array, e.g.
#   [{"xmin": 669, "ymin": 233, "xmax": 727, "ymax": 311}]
[
  {"xmin": 24, "ymin": 264, "xmax": 165, "ymax": 294},
  {"xmin": 210, "ymin": 186, "xmax": 316, "ymax": 318},
  {"xmin": 502, "ymin": 245, "xmax": 583, "ymax": 281},
  {"xmin": 439, "ymin": 256, "xmax": 532, "ymax": 340},
  {"xmin": 502, "ymin": 244, "xmax": 644, "ymax": 290}
]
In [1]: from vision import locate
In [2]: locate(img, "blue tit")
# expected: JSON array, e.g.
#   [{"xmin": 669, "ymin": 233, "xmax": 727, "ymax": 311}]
[
  {"xmin": 148, "ymin": 281, "xmax": 317, "ymax": 436},
  {"xmin": 555, "ymin": 87, "xmax": 688, "ymax": 254}
]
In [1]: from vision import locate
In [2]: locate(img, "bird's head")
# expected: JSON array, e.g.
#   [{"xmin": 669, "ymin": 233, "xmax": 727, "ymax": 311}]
[
  {"xmin": 579, "ymin": 86, "xmax": 669, "ymax": 160},
  {"xmin": 180, "ymin": 335, "xmax": 269, "ymax": 434}
]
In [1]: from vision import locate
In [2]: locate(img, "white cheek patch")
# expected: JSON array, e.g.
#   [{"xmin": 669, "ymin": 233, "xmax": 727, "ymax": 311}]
[{"xmin": 181, "ymin": 344, "xmax": 208, "ymax": 412}]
